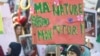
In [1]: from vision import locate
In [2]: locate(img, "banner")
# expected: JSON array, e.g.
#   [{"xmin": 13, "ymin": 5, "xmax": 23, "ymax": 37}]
[
  {"xmin": 0, "ymin": 12, "xmax": 4, "ymax": 34},
  {"xmin": 31, "ymin": 0, "xmax": 85, "ymax": 44}
]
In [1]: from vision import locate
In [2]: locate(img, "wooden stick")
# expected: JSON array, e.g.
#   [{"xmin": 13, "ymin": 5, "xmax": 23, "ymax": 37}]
[{"xmin": 56, "ymin": 45, "xmax": 60, "ymax": 56}]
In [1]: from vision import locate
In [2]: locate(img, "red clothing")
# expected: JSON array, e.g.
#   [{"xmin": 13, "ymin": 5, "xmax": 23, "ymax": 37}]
[{"xmin": 0, "ymin": 46, "xmax": 4, "ymax": 56}]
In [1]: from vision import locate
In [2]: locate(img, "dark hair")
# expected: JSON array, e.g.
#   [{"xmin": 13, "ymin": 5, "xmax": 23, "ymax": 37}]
[
  {"xmin": 67, "ymin": 45, "xmax": 81, "ymax": 56},
  {"xmin": 9, "ymin": 42, "xmax": 21, "ymax": 56},
  {"xmin": 90, "ymin": 43, "xmax": 94, "ymax": 48},
  {"xmin": 14, "ymin": 24, "xmax": 22, "ymax": 30}
]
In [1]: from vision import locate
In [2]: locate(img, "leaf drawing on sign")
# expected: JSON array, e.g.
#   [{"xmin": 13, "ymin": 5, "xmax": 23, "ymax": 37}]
[
  {"xmin": 31, "ymin": 16, "xmax": 49, "ymax": 27},
  {"xmin": 77, "ymin": 15, "xmax": 83, "ymax": 21}
]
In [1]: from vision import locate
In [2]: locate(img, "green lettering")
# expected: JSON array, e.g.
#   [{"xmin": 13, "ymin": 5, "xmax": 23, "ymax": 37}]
[
  {"xmin": 38, "ymin": 30, "xmax": 52, "ymax": 40},
  {"xmin": 53, "ymin": 5, "xmax": 60, "ymax": 15},
  {"xmin": 78, "ymin": 4, "xmax": 83, "ymax": 14},
  {"xmin": 67, "ymin": 26, "xmax": 72, "ymax": 34},
  {"xmin": 38, "ymin": 30, "xmax": 44, "ymax": 40},
  {"xmin": 63, "ymin": 25, "xmax": 67, "ymax": 34},
  {"xmin": 44, "ymin": 30, "xmax": 52, "ymax": 40},
  {"xmin": 53, "ymin": 25, "xmax": 61, "ymax": 34},
  {"xmin": 64, "ymin": 4, "xmax": 69, "ymax": 14},
  {"xmin": 72, "ymin": 26, "xmax": 77, "ymax": 35},
  {"xmin": 69, "ymin": 5, "xmax": 75, "ymax": 15},
  {"xmin": 43, "ymin": 2, "xmax": 50, "ymax": 13},
  {"xmin": 31, "ymin": 16, "xmax": 49, "ymax": 27},
  {"xmin": 70, "ymin": 5, "xmax": 75, "ymax": 15},
  {"xmin": 72, "ymin": 5, "xmax": 78, "ymax": 15},
  {"xmin": 80, "ymin": 23, "xmax": 85, "ymax": 34},
  {"xmin": 42, "ymin": 18, "xmax": 49, "ymax": 26},
  {"xmin": 31, "ymin": 16, "xmax": 35, "ymax": 25},
  {"xmin": 36, "ymin": 16, "xmax": 43, "ymax": 27},
  {"xmin": 34, "ymin": 3, "xmax": 42, "ymax": 13},
  {"xmin": 59, "ymin": 4, "xmax": 64, "ymax": 15}
]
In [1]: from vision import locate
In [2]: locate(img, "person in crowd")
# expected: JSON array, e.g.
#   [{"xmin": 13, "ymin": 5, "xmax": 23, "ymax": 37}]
[
  {"xmin": 80, "ymin": 45, "xmax": 91, "ymax": 56},
  {"xmin": 85, "ymin": 39, "xmax": 97, "ymax": 56},
  {"xmin": 6, "ymin": 42, "xmax": 21, "ymax": 56},
  {"xmin": 14, "ymin": 24, "xmax": 23, "ymax": 42},
  {"xmin": 66, "ymin": 45, "xmax": 81, "ymax": 56},
  {"xmin": 27, "ymin": 45, "xmax": 38, "ymax": 56},
  {"xmin": 0, "ymin": 45, "xmax": 4, "ymax": 56},
  {"xmin": 46, "ymin": 45, "xmax": 56, "ymax": 56},
  {"xmin": 61, "ymin": 45, "xmax": 68, "ymax": 56},
  {"xmin": 12, "ymin": 12, "xmax": 27, "ymax": 27},
  {"xmin": 86, "ymin": 42, "xmax": 94, "ymax": 50},
  {"xmin": 37, "ymin": 45, "xmax": 47, "ymax": 56},
  {"xmin": 12, "ymin": 11, "xmax": 28, "ymax": 33}
]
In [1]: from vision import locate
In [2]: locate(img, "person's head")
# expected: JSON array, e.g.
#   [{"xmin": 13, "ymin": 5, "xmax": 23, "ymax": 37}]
[
  {"xmin": 67, "ymin": 45, "xmax": 81, "ymax": 56},
  {"xmin": 7, "ymin": 42, "xmax": 21, "ymax": 56},
  {"xmin": 86, "ymin": 42, "xmax": 94, "ymax": 49},
  {"xmin": 90, "ymin": 43, "xmax": 94, "ymax": 49},
  {"xmin": 14, "ymin": 24, "xmax": 22, "ymax": 36},
  {"xmin": 12, "ymin": 11, "xmax": 27, "ymax": 26}
]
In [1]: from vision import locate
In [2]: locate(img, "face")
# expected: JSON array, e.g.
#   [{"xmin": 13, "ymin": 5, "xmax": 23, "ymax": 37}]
[
  {"xmin": 67, "ymin": 51, "xmax": 77, "ymax": 56},
  {"xmin": 86, "ymin": 43, "xmax": 93, "ymax": 49},
  {"xmin": 88, "ymin": 43, "xmax": 93, "ymax": 49},
  {"xmin": 15, "ymin": 26, "xmax": 22, "ymax": 35}
]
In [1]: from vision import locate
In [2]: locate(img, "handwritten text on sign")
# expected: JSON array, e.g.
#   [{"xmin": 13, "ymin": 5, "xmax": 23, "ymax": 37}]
[{"xmin": 32, "ymin": 0, "xmax": 84, "ymax": 44}]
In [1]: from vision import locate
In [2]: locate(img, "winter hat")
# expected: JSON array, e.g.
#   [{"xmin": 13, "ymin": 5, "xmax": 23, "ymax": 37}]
[
  {"xmin": 13, "ymin": 16, "xmax": 27, "ymax": 26},
  {"xmin": 9, "ymin": 42, "xmax": 21, "ymax": 56},
  {"xmin": 67, "ymin": 45, "xmax": 81, "ymax": 56}
]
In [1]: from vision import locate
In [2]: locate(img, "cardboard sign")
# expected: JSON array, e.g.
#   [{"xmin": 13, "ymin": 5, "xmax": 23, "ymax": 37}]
[
  {"xmin": 84, "ymin": 8, "xmax": 97, "ymax": 37},
  {"xmin": 31, "ymin": 0, "xmax": 85, "ymax": 44},
  {"xmin": 0, "ymin": 12, "xmax": 3, "ymax": 34}
]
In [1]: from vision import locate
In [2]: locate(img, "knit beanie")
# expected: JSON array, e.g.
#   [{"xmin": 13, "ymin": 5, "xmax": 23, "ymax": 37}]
[
  {"xmin": 68, "ymin": 45, "xmax": 81, "ymax": 56},
  {"xmin": 9, "ymin": 42, "xmax": 21, "ymax": 56}
]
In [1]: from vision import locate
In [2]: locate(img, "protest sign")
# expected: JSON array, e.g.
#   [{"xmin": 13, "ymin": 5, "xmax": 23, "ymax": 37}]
[{"xmin": 31, "ymin": 0, "xmax": 84, "ymax": 44}]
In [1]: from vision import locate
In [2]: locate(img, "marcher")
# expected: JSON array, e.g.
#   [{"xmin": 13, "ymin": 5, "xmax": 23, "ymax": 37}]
[
  {"xmin": 14, "ymin": 24, "xmax": 23, "ymax": 42},
  {"xmin": 80, "ymin": 46, "xmax": 91, "ymax": 56},
  {"xmin": 67, "ymin": 45, "xmax": 81, "ymax": 56},
  {"xmin": 6, "ymin": 42, "xmax": 21, "ymax": 56}
]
